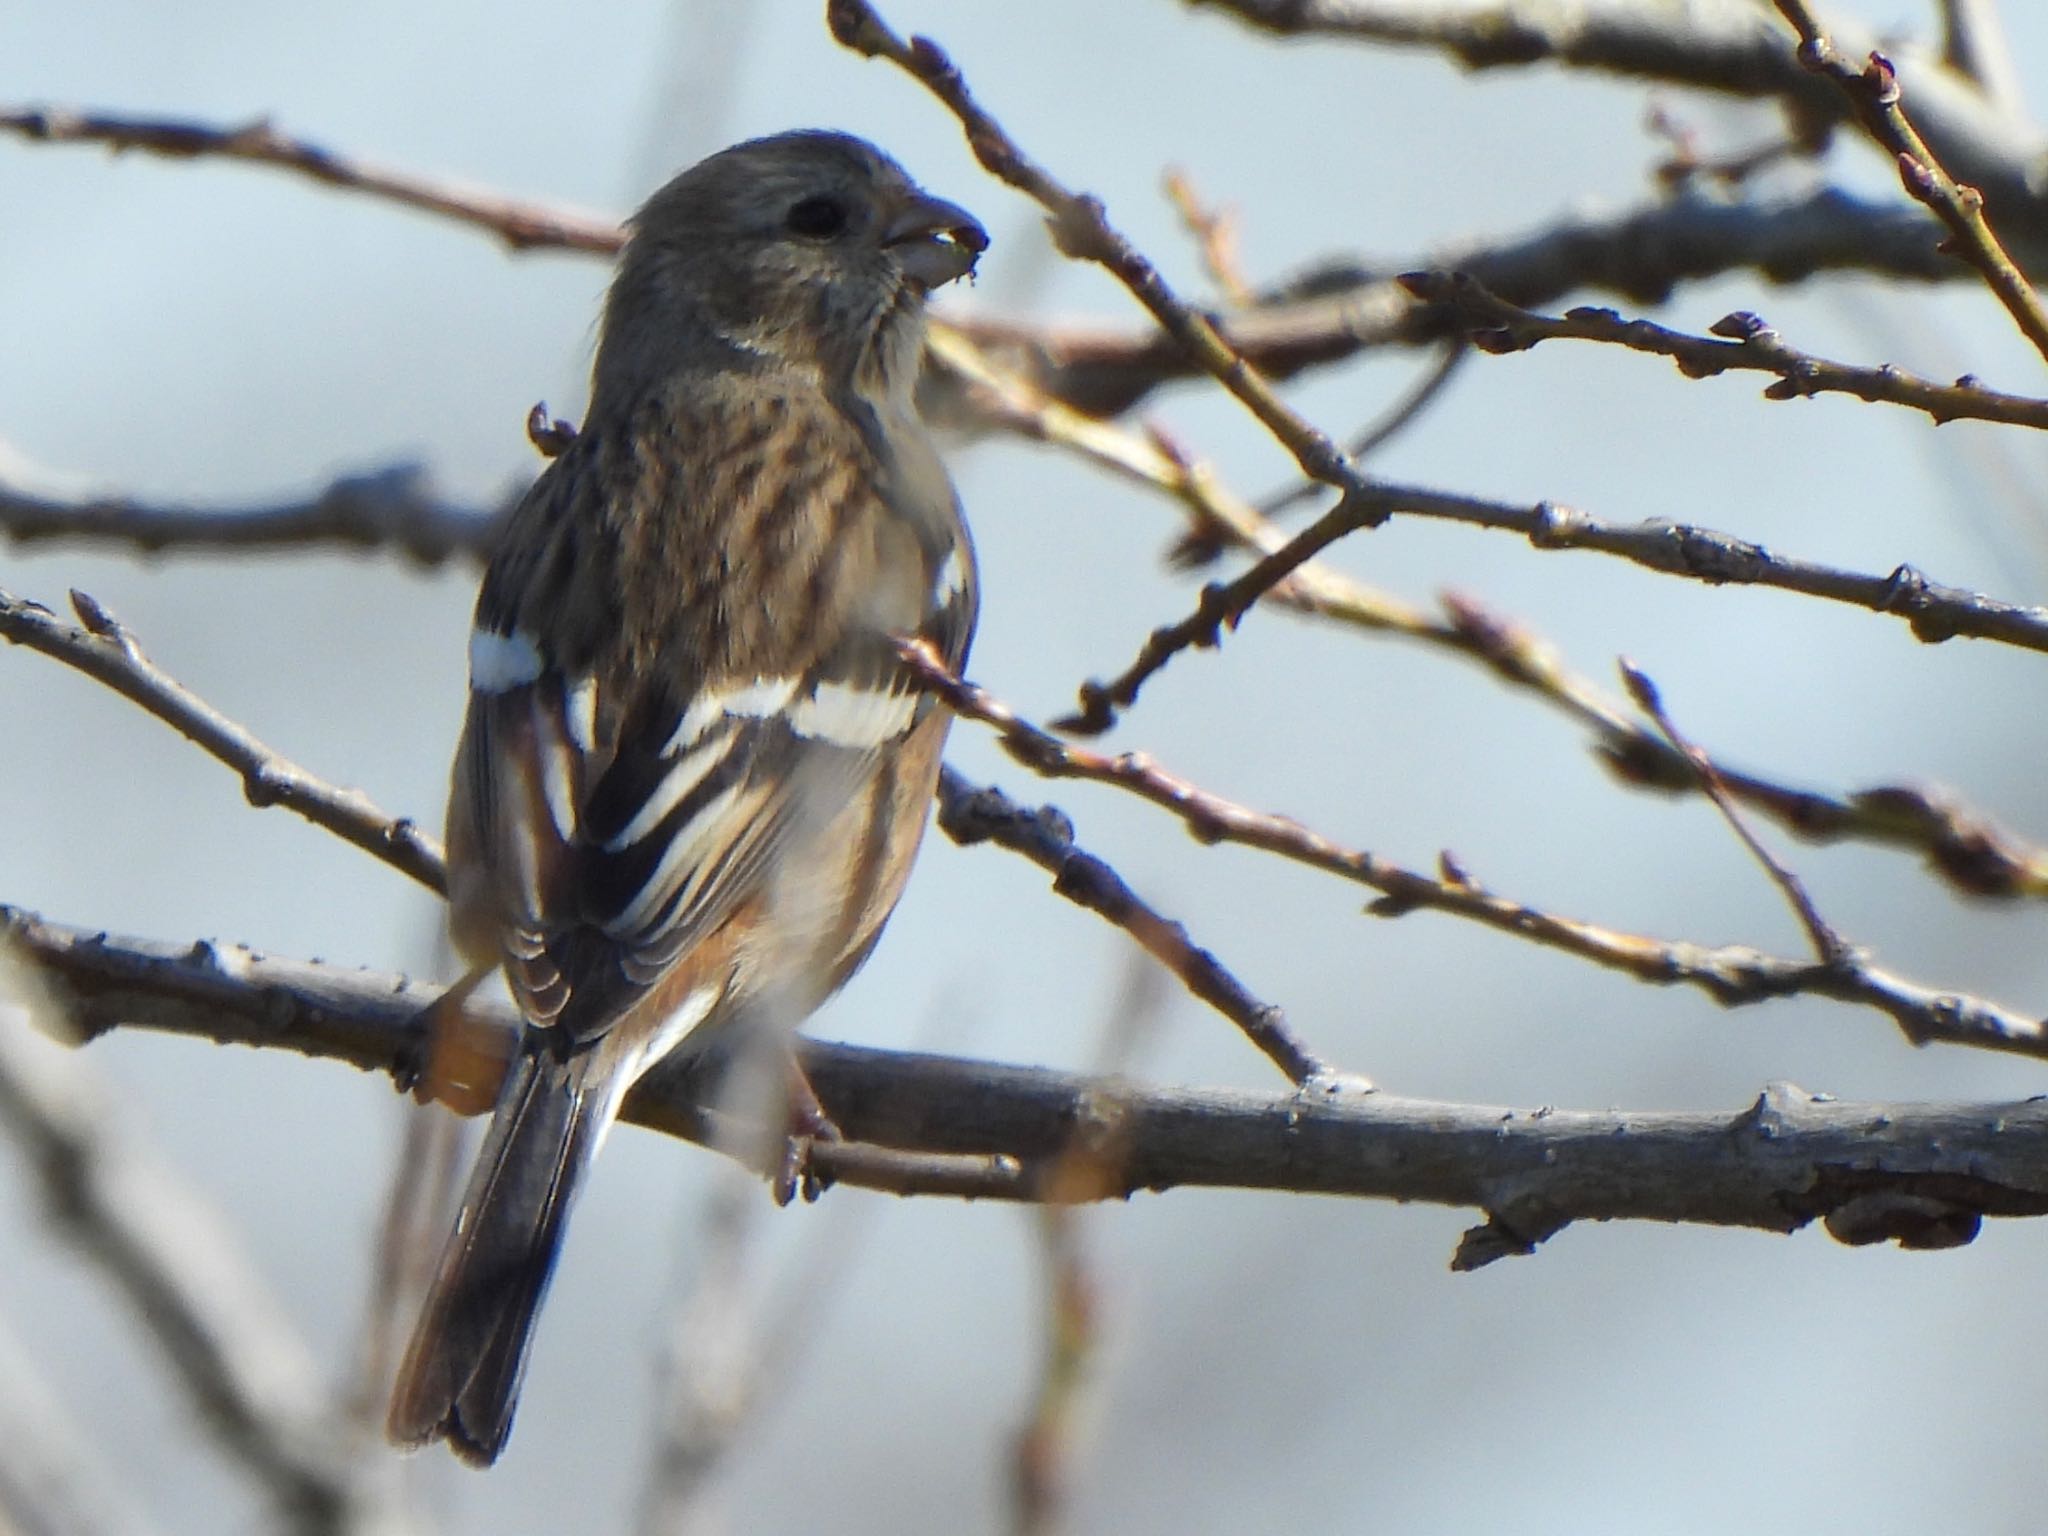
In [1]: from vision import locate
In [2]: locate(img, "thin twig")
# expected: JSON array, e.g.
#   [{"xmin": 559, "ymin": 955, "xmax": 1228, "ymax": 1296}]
[
  {"xmin": 1369, "ymin": 478, "xmax": 2048, "ymax": 651},
  {"xmin": 938, "ymin": 330, "xmax": 2048, "ymax": 904},
  {"xmin": 896, "ymin": 639, "xmax": 2048, "ymax": 1060},
  {"xmin": 1241, "ymin": 342, "xmax": 1467, "ymax": 530},
  {"xmin": 0, "ymin": 106, "xmax": 622, "ymax": 253},
  {"xmin": 935, "ymin": 768, "xmax": 1339, "ymax": 1087},
  {"xmin": 1162, "ymin": 167, "xmax": 1253, "ymax": 306},
  {"xmin": 1772, "ymin": 1, "xmax": 2048, "ymax": 365},
  {"xmin": 0, "ymin": 576, "xmax": 1346, "ymax": 1070},
  {"xmin": 1010, "ymin": 1201, "xmax": 1096, "ymax": 1536},
  {"xmin": 638, "ymin": 1178, "xmax": 763, "ymax": 1536},
  {"xmin": 1405, "ymin": 270, "xmax": 2048, "ymax": 428},
  {"xmin": 971, "ymin": 340, "xmax": 2048, "ymax": 900},
  {"xmin": 949, "ymin": 188, "xmax": 1966, "ymax": 417},
  {"xmin": 1, "ymin": 100, "xmax": 1995, "ymax": 419},
  {"xmin": 18, "ymin": 909, "xmax": 2048, "ymax": 1261},
  {"xmin": 874, "ymin": 54, "xmax": 2048, "ymax": 665},
  {"xmin": 1444, "ymin": 593, "xmax": 2048, "ymax": 900},
  {"xmin": 1622, "ymin": 661, "xmax": 1847, "ymax": 964},
  {"xmin": 0, "ymin": 587, "xmax": 447, "ymax": 892},
  {"xmin": 1648, "ymin": 103, "xmax": 1805, "ymax": 195},
  {"xmin": 1062, "ymin": 443, "xmax": 2048, "ymax": 728},
  {"xmin": 829, "ymin": 0, "xmax": 1361, "ymax": 493}
]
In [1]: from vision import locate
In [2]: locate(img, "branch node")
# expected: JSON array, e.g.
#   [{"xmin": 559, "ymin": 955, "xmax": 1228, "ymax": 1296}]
[{"xmin": 1824, "ymin": 1190, "xmax": 1981, "ymax": 1249}]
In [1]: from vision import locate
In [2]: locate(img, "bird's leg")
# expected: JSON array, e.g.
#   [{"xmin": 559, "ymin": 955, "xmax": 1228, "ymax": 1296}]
[
  {"xmin": 401, "ymin": 964, "xmax": 514, "ymax": 1116},
  {"xmin": 772, "ymin": 1053, "xmax": 842, "ymax": 1206}
]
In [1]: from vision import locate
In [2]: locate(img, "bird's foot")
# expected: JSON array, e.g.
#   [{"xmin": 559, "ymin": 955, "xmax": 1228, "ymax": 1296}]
[{"xmin": 772, "ymin": 1062, "xmax": 842, "ymax": 1206}]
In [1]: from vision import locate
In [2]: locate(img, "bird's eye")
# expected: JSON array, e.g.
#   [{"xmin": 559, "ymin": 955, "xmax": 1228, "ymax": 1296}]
[{"xmin": 786, "ymin": 195, "xmax": 850, "ymax": 238}]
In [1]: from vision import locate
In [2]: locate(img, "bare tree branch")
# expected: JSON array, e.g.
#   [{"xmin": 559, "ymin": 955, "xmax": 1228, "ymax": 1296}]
[
  {"xmin": 829, "ymin": 0, "xmax": 1360, "ymax": 493},
  {"xmin": 830, "ymin": 5, "xmax": 2048, "ymax": 679},
  {"xmin": 1774, "ymin": 1, "xmax": 2048, "ymax": 364},
  {"xmin": 1624, "ymin": 661, "xmax": 1846, "ymax": 963},
  {"xmin": 0, "ymin": 587, "xmax": 447, "ymax": 892},
  {"xmin": 895, "ymin": 638, "xmax": 2048, "ymax": 1061},
  {"xmin": 0, "ymin": 584, "xmax": 1335, "ymax": 1088},
  {"xmin": 1405, "ymin": 269, "xmax": 2048, "ymax": 427},
  {"xmin": 935, "ymin": 336, "xmax": 2048, "ymax": 902},
  {"xmin": 0, "ymin": 106, "xmax": 620, "ymax": 254},
  {"xmin": 13, "ymin": 908, "xmax": 2048, "ymax": 1266},
  {"xmin": 1177, "ymin": 0, "xmax": 2048, "ymax": 252},
  {"xmin": 935, "ymin": 769, "xmax": 1339, "ymax": 1086},
  {"xmin": 954, "ymin": 189, "xmax": 1964, "ymax": 418},
  {"xmin": 0, "ymin": 99, "xmax": 1988, "ymax": 423},
  {"xmin": 0, "ymin": 465, "xmax": 503, "ymax": 566}
]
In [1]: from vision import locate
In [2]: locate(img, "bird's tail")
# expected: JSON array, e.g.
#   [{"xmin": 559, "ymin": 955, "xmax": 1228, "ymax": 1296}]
[{"xmin": 387, "ymin": 1044, "xmax": 615, "ymax": 1467}]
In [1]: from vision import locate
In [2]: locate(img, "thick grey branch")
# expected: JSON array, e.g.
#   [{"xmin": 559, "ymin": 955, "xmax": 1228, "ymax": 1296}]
[{"xmin": 14, "ymin": 906, "xmax": 2048, "ymax": 1266}]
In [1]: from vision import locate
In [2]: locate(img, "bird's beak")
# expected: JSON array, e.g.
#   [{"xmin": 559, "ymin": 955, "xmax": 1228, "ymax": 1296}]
[{"xmin": 885, "ymin": 194, "xmax": 988, "ymax": 292}]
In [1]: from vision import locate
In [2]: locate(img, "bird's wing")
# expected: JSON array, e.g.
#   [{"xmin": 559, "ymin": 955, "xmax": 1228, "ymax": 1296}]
[{"xmin": 452, "ymin": 405, "xmax": 972, "ymax": 1047}]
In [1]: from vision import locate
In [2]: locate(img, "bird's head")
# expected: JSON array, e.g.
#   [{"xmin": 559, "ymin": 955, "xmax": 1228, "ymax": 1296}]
[{"xmin": 599, "ymin": 130, "xmax": 986, "ymax": 403}]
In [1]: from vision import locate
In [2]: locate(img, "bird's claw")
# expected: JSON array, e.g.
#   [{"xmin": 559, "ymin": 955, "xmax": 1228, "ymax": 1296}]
[{"xmin": 772, "ymin": 1112, "xmax": 842, "ymax": 1206}]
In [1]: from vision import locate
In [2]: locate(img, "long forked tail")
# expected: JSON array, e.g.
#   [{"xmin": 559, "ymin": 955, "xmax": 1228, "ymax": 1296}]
[{"xmin": 387, "ymin": 1046, "xmax": 611, "ymax": 1467}]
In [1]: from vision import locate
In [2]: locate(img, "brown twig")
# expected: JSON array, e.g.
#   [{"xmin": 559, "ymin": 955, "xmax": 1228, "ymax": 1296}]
[
  {"xmin": 935, "ymin": 768, "xmax": 1339, "ymax": 1086},
  {"xmin": 1648, "ymin": 103, "xmax": 1805, "ymax": 194},
  {"xmin": 1623, "ymin": 661, "xmax": 1847, "ymax": 964},
  {"xmin": 0, "ymin": 100, "xmax": 1991, "ymax": 421},
  {"xmin": 948, "ymin": 188, "xmax": 1963, "ymax": 417},
  {"xmin": 1162, "ymin": 167, "xmax": 1253, "ymax": 306},
  {"xmin": 1405, "ymin": 269, "xmax": 2048, "ymax": 428},
  {"xmin": 887, "ymin": 69, "xmax": 2048, "ymax": 666},
  {"xmin": 18, "ymin": 909, "xmax": 2048, "ymax": 1261},
  {"xmin": 1448, "ymin": 593, "xmax": 2048, "ymax": 900},
  {"xmin": 1237, "ymin": 342, "xmax": 1468, "ymax": 532},
  {"xmin": 0, "ymin": 587, "xmax": 447, "ymax": 892},
  {"xmin": 942, "ymin": 327, "xmax": 2048, "ymax": 901},
  {"xmin": 1373, "ymin": 480, "xmax": 2048, "ymax": 652},
  {"xmin": 939, "ymin": 329, "xmax": 2048, "ymax": 900},
  {"xmin": 1772, "ymin": 2, "xmax": 2048, "ymax": 365},
  {"xmin": 1011, "ymin": 1202, "xmax": 1098, "ymax": 1536},
  {"xmin": 0, "ymin": 105, "xmax": 622, "ymax": 254},
  {"xmin": 1058, "ymin": 447, "xmax": 2048, "ymax": 742},
  {"xmin": 828, "ymin": 0, "xmax": 1360, "ymax": 494},
  {"xmin": 897, "ymin": 638, "xmax": 2048, "ymax": 1061},
  {"xmin": 0, "ymin": 571, "xmax": 1346, "ymax": 1077}
]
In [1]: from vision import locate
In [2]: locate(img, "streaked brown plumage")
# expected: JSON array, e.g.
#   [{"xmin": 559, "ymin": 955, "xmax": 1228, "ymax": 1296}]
[{"xmin": 387, "ymin": 130, "xmax": 984, "ymax": 1467}]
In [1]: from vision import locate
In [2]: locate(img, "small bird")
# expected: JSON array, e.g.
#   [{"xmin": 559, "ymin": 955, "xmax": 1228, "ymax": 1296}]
[{"xmin": 387, "ymin": 130, "xmax": 985, "ymax": 1466}]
